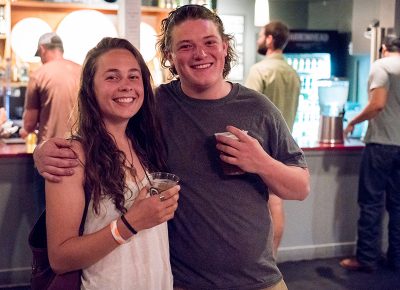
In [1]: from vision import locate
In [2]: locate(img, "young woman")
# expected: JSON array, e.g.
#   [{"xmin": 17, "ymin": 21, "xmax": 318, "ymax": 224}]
[{"xmin": 45, "ymin": 37, "xmax": 179, "ymax": 289}]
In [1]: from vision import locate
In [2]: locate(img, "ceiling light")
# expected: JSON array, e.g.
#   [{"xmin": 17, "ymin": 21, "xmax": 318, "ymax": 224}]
[{"xmin": 254, "ymin": 0, "xmax": 270, "ymax": 27}]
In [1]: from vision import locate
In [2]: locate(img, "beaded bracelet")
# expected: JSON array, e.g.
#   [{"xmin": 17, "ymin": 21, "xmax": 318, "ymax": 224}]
[{"xmin": 110, "ymin": 219, "xmax": 127, "ymax": 245}]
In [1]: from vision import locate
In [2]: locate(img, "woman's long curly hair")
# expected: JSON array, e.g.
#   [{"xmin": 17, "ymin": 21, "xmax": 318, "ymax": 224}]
[
  {"xmin": 74, "ymin": 37, "xmax": 167, "ymax": 214},
  {"xmin": 156, "ymin": 4, "xmax": 237, "ymax": 79}
]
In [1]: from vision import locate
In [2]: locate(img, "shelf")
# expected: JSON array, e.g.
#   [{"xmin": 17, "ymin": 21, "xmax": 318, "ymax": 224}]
[
  {"xmin": 11, "ymin": 81, "xmax": 28, "ymax": 87},
  {"xmin": 141, "ymin": 6, "xmax": 171, "ymax": 13},
  {"xmin": 11, "ymin": 0, "xmax": 118, "ymax": 13},
  {"xmin": 7, "ymin": 1, "xmax": 172, "ymax": 72},
  {"xmin": 10, "ymin": 1, "xmax": 173, "ymax": 15}
]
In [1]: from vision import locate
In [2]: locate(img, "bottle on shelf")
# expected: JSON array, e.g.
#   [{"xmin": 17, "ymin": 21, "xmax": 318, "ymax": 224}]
[
  {"xmin": 26, "ymin": 131, "xmax": 38, "ymax": 154},
  {"xmin": 2, "ymin": 58, "xmax": 11, "ymax": 118},
  {"xmin": 19, "ymin": 62, "xmax": 30, "ymax": 83},
  {"xmin": 158, "ymin": 0, "xmax": 166, "ymax": 8},
  {"xmin": 165, "ymin": 0, "xmax": 173, "ymax": 8},
  {"xmin": 142, "ymin": 0, "xmax": 159, "ymax": 6}
]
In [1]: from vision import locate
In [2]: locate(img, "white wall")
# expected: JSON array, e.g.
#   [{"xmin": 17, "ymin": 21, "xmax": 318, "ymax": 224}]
[
  {"xmin": 351, "ymin": 0, "xmax": 379, "ymax": 54},
  {"xmin": 269, "ymin": 0, "xmax": 308, "ymax": 29},
  {"xmin": 279, "ymin": 150, "xmax": 361, "ymax": 262},
  {"xmin": 217, "ymin": 0, "xmax": 257, "ymax": 83},
  {"xmin": 308, "ymin": 0, "xmax": 353, "ymax": 32}
]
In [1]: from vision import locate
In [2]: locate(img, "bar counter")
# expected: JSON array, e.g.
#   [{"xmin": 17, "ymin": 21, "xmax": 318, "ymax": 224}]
[
  {"xmin": 298, "ymin": 137, "xmax": 365, "ymax": 151},
  {"xmin": 281, "ymin": 137, "xmax": 365, "ymax": 262},
  {"xmin": 0, "ymin": 137, "xmax": 365, "ymax": 157},
  {"xmin": 0, "ymin": 139, "xmax": 35, "ymax": 287},
  {"xmin": 0, "ymin": 138, "xmax": 366, "ymax": 285},
  {"xmin": 0, "ymin": 142, "xmax": 34, "ymax": 157}
]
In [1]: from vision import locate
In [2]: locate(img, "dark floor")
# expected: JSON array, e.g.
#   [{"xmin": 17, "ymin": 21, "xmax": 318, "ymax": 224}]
[
  {"xmin": 279, "ymin": 257, "xmax": 400, "ymax": 290},
  {"xmin": 0, "ymin": 287, "xmax": 29, "ymax": 290},
  {"xmin": 1, "ymin": 257, "xmax": 400, "ymax": 290}
]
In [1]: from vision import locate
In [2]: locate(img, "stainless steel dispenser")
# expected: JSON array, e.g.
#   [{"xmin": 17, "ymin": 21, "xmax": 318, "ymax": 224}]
[{"xmin": 318, "ymin": 78, "xmax": 349, "ymax": 144}]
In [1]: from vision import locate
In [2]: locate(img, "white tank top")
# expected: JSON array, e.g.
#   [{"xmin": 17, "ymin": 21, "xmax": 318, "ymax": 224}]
[{"xmin": 81, "ymin": 177, "xmax": 173, "ymax": 290}]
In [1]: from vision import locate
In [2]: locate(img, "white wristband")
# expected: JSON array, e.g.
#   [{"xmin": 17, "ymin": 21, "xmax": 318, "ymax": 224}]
[{"xmin": 110, "ymin": 219, "xmax": 127, "ymax": 245}]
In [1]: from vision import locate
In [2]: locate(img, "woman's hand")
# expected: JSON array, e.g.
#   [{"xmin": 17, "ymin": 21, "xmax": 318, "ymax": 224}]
[{"xmin": 122, "ymin": 185, "xmax": 180, "ymax": 235}]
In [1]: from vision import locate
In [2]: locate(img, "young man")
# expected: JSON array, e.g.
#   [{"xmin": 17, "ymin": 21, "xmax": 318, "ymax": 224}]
[
  {"xmin": 34, "ymin": 5, "xmax": 310, "ymax": 289},
  {"xmin": 245, "ymin": 21, "xmax": 301, "ymax": 256},
  {"xmin": 340, "ymin": 35, "xmax": 400, "ymax": 273}
]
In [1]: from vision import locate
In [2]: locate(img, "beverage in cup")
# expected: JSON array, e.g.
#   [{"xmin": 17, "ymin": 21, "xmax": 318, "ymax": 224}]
[
  {"xmin": 26, "ymin": 132, "xmax": 38, "ymax": 154},
  {"xmin": 148, "ymin": 172, "xmax": 180, "ymax": 196},
  {"xmin": 214, "ymin": 131, "xmax": 247, "ymax": 175}
]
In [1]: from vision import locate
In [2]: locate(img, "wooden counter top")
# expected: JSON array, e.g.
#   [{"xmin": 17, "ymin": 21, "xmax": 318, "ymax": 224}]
[
  {"xmin": 0, "ymin": 141, "xmax": 34, "ymax": 158},
  {"xmin": 298, "ymin": 138, "xmax": 365, "ymax": 152}
]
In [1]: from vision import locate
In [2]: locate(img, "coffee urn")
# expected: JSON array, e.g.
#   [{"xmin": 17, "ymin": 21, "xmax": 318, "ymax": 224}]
[{"xmin": 318, "ymin": 78, "xmax": 349, "ymax": 144}]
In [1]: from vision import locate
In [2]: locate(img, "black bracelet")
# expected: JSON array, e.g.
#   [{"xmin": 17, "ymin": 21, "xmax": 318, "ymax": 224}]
[{"xmin": 120, "ymin": 215, "xmax": 137, "ymax": 235}]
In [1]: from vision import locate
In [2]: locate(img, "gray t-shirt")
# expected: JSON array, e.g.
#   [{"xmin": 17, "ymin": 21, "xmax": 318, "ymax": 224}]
[
  {"xmin": 364, "ymin": 55, "xmax": 400, "ymax": 146},
  {"xmin": 156, "ymin": 80, "xmax": 307, "ymax": 290}
]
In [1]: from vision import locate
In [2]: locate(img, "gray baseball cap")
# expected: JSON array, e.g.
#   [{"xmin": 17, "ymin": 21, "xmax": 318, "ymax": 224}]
[{"xmin": 35, "ymin": 32, "xmax": 64, "ymax": 56}]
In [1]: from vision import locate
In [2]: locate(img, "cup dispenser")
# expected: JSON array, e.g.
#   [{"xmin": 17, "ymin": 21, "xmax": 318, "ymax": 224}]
[{"xmin": 318, "ymin": 78, "xmax": 349, "ymax": 144}]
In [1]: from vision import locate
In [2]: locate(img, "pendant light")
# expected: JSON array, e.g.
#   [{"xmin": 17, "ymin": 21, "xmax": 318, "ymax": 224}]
[{"xmin": 254, "ymin": 0, "xmax": 270, "ymax": 27}]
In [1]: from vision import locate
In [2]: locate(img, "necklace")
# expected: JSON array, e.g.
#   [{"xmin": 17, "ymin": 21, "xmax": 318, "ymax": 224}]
[
  {"xmin": 124, "ymin": 138, "xmax": 154, "ymax": 194},
  {"xmin": 125, "ymin": 137, "xmax": 137, "ymax": 177}
]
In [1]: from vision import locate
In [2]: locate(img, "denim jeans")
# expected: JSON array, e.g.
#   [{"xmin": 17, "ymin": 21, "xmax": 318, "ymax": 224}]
[{"xmin": 356, "ymin": 143, "xmax": 400, "ymax": 269}]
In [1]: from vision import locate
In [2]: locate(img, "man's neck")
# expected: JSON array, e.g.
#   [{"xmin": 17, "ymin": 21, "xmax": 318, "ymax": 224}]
[
  {"xmin": 385, "ymin": 51, "xmax": 400, "ymax": 57},
  {"xmin": 180, "ymin": 80, "xmax": 232, "ymax": 101},
  {"xmin": 266, "ymin": 48, "xmax": 283, "ymax": 56},
  {"xmin": 45, "ymin": 51, "xmax": 64, "ymax": 63}
]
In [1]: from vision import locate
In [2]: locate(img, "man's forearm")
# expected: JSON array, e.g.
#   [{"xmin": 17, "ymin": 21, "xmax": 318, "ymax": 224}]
[{"xmin": 349, "ymin": 104, "xmax": 382, "ymax": 126}]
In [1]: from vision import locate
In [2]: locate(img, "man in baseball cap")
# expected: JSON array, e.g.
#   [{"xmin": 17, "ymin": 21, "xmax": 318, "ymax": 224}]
[
  {"xmin": 35, "ymin": 32, "xmax": 64, "ymax": 57},
  {"xmin": 23, "ymin": 31, "xmax": 80, "ymax": 218},
  {"xmin": 340, "ymin": 32, "xmax": 400, "ymax": 273}
]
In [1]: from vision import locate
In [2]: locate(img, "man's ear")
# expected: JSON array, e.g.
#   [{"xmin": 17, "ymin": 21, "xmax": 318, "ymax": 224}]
[
  {"xmin": 222, "ymin": 40, "xmax": 228, "ymax": 57},
  {"xmin": 266, "ymin": 34, "xmax": 273, "ymax": 48},
  {"xmin": 38, "ymin": 45, "xmax": 46, "ymax": 56}
]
